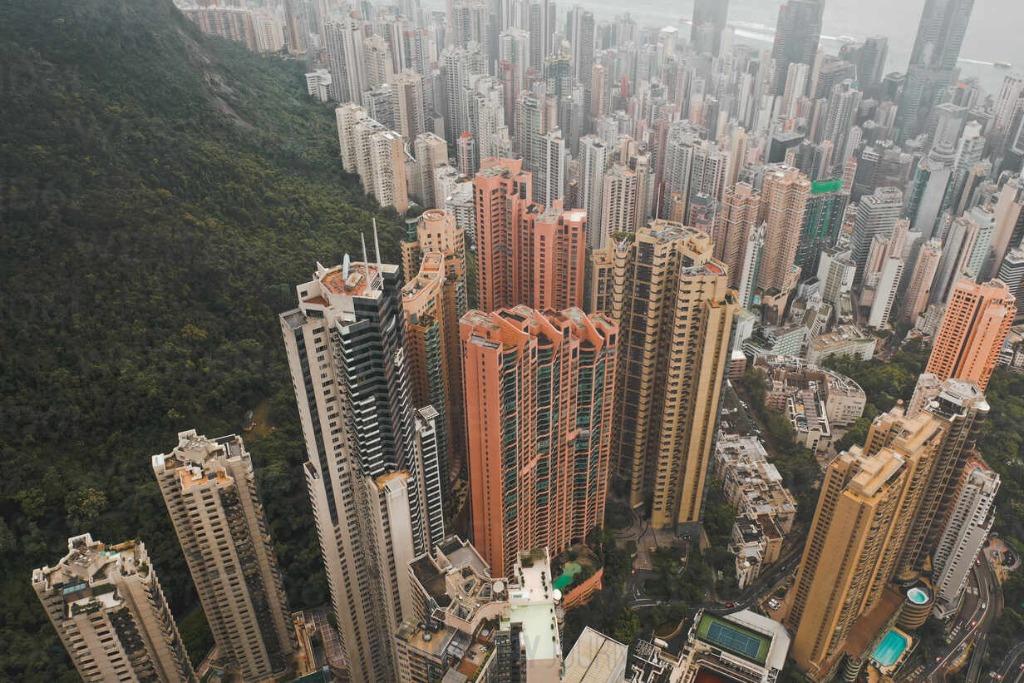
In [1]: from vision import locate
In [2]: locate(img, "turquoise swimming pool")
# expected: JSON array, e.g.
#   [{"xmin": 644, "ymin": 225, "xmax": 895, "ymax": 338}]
[
  {"xmin": 907, "ymin": 587, "xmax": 930, "ymax": 605},
  {"xmin": 871, "ymin": 629, "xmax": 909, "ymax": 668}
]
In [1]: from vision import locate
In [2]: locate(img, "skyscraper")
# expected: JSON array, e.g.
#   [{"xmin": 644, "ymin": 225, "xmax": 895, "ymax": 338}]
[
  {"xmin": 932, "ymin": 461, "xmax": 1000, "ymax": 618},
  {"xmin": 579, "ymin": 135, "xmax": 609, "ymax": 248},
  {"xmin": 401, "ymin": 213, "xmax": 468, "ymax": 504},
  {"xmin": 770, "ymin": 0, "xmax": 824, "ymax": 95},
  {"xmin": 473, "ymin": 158, "xmax": 586, "ymax": 312},
  {"xmin": 797, "ymin": 178, "xmax": 849, "ymax": 279},
  {"xmin": 34, "ymin": 535, "xmax": 196, "ymax": 683},
  {"xmin": 714, "ymin": 182, "xmax": 761, "ymax": 287},
  {"xmin": 850, "ymin": 186, "xmax": 904, "ymax": 284},
  {"xmin": 566, "ymin": 6, "xmax": 596, "ymax": 82},
  {"xmin": 601, "ymin": 164, "xmax": 639, "ymax": 238},
  {"xmin": 786, "ymin": 409, "xmax": 947, "ymax": 678},
  {"xmin": 280, "ymin": 261, "xmax": 441, "ymax": 682},
  {"xmin": 897, "ymin": 0, "xmax": 976, "ymax": 141},
  {"xmin": 690, "ymin": 0, "xmax": 729, "ymax": 57},
  {"xmin": 902, "ymin": 238, "xmax": 943, "ymax": 323},
  {"xmin": 152, "ymin": 431, "xmax": 295, "ymax": 681},
  {"xmin": 758, "ymin": 165, "xmax": 812, "ymax": 293},
  {"xmin": 609, "ymin": 222, "xmax": 736, "ymax": 527},
  {"xmin": 926, "ymin": 278, "xmax": 1016, "ymax": 391},
  {"xmin": 474, "ymin": 158, "xmax": 533, "ymax": 311},
  {"xmin": 537, "ymin": 128, "xmax": 567, "ymax": 208},
  {"xmin": 461, "ymin": 306, "xmax": 618, "ymax": 574}
]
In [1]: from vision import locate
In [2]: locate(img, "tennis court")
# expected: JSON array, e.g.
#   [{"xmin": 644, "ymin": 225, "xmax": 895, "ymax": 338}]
[{"xmin": 696, "ymin": 614, "xmax": 771, "ymax": 664}]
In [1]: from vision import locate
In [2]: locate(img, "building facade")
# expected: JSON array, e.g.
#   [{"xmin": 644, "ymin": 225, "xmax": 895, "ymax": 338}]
[{"xmin": 152, "ymin": 431, "xmax": 294, "ymax": 681}]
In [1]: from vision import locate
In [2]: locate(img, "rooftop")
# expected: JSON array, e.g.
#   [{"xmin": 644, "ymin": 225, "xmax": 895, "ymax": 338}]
[{"xmin": 563, "ymin": 627, "xmax": 628, "ymax": 683}]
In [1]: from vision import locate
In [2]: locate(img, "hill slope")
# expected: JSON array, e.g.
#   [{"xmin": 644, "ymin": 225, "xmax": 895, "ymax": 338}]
[{"xmin": 0, "ymin": 0, "xmax": 400, "ymax": 677}]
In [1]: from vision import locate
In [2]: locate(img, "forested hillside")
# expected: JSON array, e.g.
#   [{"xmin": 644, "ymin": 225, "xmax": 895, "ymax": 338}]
[{"xmin": 0, "ymin": 0, "xmax": 400, "ymax": 677}]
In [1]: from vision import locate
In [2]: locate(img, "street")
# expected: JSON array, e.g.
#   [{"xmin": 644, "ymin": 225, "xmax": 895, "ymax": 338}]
[{"xmin": 905, "ymin": 556, "xmax": 1001, "ymax": 682}]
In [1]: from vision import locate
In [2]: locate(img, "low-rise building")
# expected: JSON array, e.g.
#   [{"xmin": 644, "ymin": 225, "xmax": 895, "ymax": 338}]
[
  {"xmin": 630, "ymin": 610, "xmax": 790, "ymax": 683},
  {"xmin": 753, "ymin": 356, "xmax": 866, "ymax": 455},
  {"xmin": 713, "ymin": 434, "xmax": 797, "ymax": 588},
  {"xmin": 806, "ymin": 324, "xmax": 875, "ymax": 364},
  {"xmin": 395, "ymin": 538, "xmax": 565, "ymax": 682},
  {"xmin": 562, "ymin": 627, "xmax": 628, "ymax": 682}
]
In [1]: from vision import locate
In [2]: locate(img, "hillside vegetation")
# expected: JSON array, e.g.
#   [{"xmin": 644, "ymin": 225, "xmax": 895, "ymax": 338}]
[{"xmin": 0, "ymin": 0, "xmax": 401, "ymax": 677}]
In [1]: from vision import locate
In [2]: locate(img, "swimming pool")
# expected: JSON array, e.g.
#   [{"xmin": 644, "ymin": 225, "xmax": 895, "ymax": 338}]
[
  {"xmin": 871, "ymin": 629, "xmax": 909, "ymax": 668},
  {"xmin": 907, "ymin": 587, "xmax": 930, "ymax": 605}
]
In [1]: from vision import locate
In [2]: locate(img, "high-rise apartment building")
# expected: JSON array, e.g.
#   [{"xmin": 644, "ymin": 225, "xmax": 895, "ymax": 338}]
[
  {"xmin": 609, "ymin": 222, "xmax": 736, "ymax": 527},
  {"xmin": 280, "ymin": 261, "xmax": 442, "ymax": 682},
  {"xmin": 34, "ymin": 534, "xmax": 196, "ymax": 683},
  {"xmin": 932, "ymin": 461, "xmax": 1000, "ymax": 618},
  {"xmin": 152, "ymin": 431, "xmax": 294, "ymax": 681},
  {"xmin": 392, "ymin": 71, "xmax": 428, "ymax": 141},
  {"xmin": 601, "ymin": 164, "xmax": 639, "ymax": 239},
  {"xmin": 850, "ymin": 186, "xmax": 904, "ymax": 284},
  {"xmin": 926, "ymin": 278, "xmax": 1017, "ymax": 391},
  {"xmin": 714, "ymin": 182, "xmax": 761, "ymax": 288},
  {"xmin": 474, "ymin": 158, "xmax": 533, "ymax": 311},
  {"xmin": 579, "ymin": 135, "xmax": 609, "ymax": 248},
  {"xmin": 402, "ymin": 260, "xmax": 460, "ymax": 504},
  {"xmin": 411, "ymin": 133, "xmax": 449, "ymax": 209},
  {"xmin": 786, "ymin": 410, "xmax": 947, "ymax": 679},
  {"xmin": 473, "ymin": 158, "xmax": 586, "ymax": 312},
  {"xmin": 461, "ymin": 307, "xmax": 618, "ymax": 575},
  {"xmin": 902, "ymin": 238, "xmax": 943, "ymax": 323},
  {"xmin": 758, "ymin": 165, "xmax": 812, "ymax": 293},
  {"xmin": 798, "ymin": 178, "xmax": 849, "ymax": 279}
]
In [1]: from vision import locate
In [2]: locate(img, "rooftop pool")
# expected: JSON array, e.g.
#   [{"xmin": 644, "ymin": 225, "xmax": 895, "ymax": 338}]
[{"xmin": 871, "ymin": 629, "xmax": 909, "ymax": 668}]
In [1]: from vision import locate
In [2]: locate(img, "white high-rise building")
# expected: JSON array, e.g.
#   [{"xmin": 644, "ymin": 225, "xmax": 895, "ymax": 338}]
[
  {"xmin": 364, "ymin": 35, "xmax": 395, "ymax": 90},
  {"xmin": 867, "ymin": 254, "xmax": 904, "ymax": 329},
  {"xmin": 537, "ymin": 128, "xmax": 566, "ymax": 208},
  {"xmin": 738, "ymin": 223, "xmax": 766, "ymax": 309},
  {"xmin": 851, "ymin": 187, "xmax": 904, "ymax": 283},
  {"xmin": 412, "ymin": 133, "xmax": 449, "ymax": 208},
  {"xmin": 34, "ymin": 535, "xmax": 196, "ymax": 683},
  {"xmin": 337, "ymin": 103, "xmax": 369, "ymax": 173},
  {"xmin": 281, "ymin": 261, "xmax": 443, "ymax": 682},
  {"xmin": 152, "ymin": 431, "xmax": 295, "ymax": 681},
  {"xmin": 933, "ymin": 463, "xmax": 1000, "ymax": 618},
  {"xmin": 392, "ymin": 70, "xmax": 427, "ymax": 141},
  {"xmin": 370, "ymin": 130, "xmax": 411, "ymax": 213},
  {"xmin": 816, "ymin": 247, "xmax": 856, "ymax": 311}
]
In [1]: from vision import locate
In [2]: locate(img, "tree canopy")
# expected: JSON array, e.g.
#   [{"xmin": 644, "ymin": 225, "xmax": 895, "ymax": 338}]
[{"xmin": 0, "ymin": 0, "xmax": 401, "ymax": 677}]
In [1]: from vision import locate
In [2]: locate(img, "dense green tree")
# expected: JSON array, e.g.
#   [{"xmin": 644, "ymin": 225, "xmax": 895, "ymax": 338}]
[{"xmin": 0, "ymin": 0, "xmax": 405, "ymax": 677}]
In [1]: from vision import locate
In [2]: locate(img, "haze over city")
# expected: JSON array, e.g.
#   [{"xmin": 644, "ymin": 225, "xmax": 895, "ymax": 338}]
[{"xmin": 3, "ymin": 0, "xmax": 1024, "ymax": 681}]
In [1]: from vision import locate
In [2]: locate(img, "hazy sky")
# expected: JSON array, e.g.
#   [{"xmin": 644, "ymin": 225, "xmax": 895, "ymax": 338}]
[{"xmin": 455, "ymin": 0, "xmax": 1024, "ymax": 92}]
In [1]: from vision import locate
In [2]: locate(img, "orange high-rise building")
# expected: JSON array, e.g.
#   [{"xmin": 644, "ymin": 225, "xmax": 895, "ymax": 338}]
[
  {"xmin": 758, "ymin": 165, "xmax": 811, "ymax": 294},
  {"xmin": 460, "ymin": 306, "xmax": 618, "ymax": 575},
  {"xmin": 401, "ymin": 209, "xmax": 468, "ymax": 481},
  {"xmin": 474, "ymin": 158, "xmax": 533, "ymax": 312},
  {"xmin": 926, "ymin": 278, "xmax": 1016, "ymax": 391},
  {"xmin": 474, "ymin": 158, "xmax": 586, "ymax": 312}
]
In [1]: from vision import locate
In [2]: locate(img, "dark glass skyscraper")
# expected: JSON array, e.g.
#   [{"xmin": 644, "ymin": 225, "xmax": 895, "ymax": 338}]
[
  {"xmin": 691, "ymin": 0, "xmax": 729, "ymax": 57},
  {"xmin": 771, "ymin": 0, "xmax": 824, "ymax": 95},
  {"xmin": 897, "ymin": 0, "xmax": 976, "ymax": 141}
]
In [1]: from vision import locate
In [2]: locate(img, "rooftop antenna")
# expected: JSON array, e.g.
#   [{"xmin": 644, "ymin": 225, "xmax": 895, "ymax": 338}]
[
  {"xmin": 372, "ymin": 217, "xmax": 383, "ymax": 275},
  {"xmin": 360, "ymin": 233, "xmax": 372, "ymax": 285}
]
